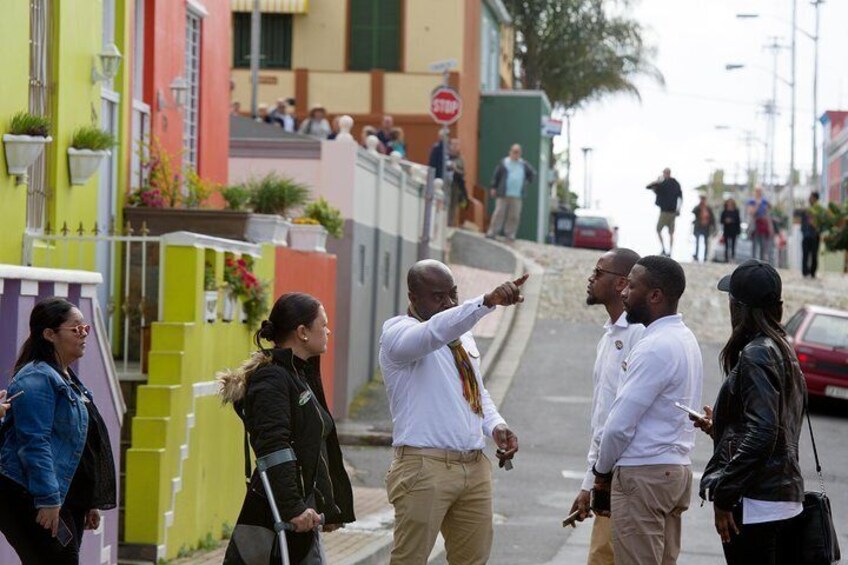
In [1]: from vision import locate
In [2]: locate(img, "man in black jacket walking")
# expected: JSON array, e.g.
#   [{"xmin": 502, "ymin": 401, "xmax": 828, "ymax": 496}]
[
  {"xmin": 646, "ymin": 168, "xmax": 683, "ymax": 257},
  {"xmin": 801, "ymin": 191, "xmax": 821, "ymax": 278}
]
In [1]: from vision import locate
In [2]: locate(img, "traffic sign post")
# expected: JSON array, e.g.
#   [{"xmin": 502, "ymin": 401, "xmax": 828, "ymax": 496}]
[{"xmin": 429, "ymin": 86, "xmax": 463, "ymax": 125}]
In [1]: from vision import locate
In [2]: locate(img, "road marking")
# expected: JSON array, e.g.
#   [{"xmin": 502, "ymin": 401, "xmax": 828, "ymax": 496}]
[
  {"xmin": 543, "ymin": 396, "xmax": 593, "ymax": 403},
  {"xmin": 562, "ymin": 469, "xmax": 703, "ymax": 480}
]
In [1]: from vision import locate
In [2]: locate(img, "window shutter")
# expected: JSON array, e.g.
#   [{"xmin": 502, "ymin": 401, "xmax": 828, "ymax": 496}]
[
  {"xmin": 233, "ymin": 13, "xmax": 251, "ymax": 68},
  {"xmin": 375, "ymin": 0, "xmax": 400, "ymax": 71},
  {"xmin": 349, "ymin": 0, "xmax": 375, "ymax": 71}
]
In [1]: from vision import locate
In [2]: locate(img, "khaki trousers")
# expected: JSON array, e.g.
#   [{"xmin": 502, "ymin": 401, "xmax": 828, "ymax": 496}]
[
  {"xmin": 610, "ymin": 464, "xmax": 692, "ymax": 565},
  {"xmin": 487, "ymin": 196, "xmax": 523, "ymax": 240},
  {"xmin": 387, "ymin": 449, "xmax": 493, "ymax": 565},
  {"xmin": 588, "ymin": 515, "xmax": 615, "ymax": 565}
]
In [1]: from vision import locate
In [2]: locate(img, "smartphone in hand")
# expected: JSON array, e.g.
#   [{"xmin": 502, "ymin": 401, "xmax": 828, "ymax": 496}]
[
  {"xmin": 562, "ymin": 509, "xmax": 582, "ymax": 528},
  {"xmin": 56, "ymin": 517, "xmax": 73, "ymax": 547},
  {"xmin": 674, "ymin": 402, "xmax": 705, "ymax": 421}
]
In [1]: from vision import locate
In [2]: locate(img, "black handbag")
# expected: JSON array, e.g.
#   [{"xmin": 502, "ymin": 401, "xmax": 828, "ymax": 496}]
[{"xmin": 800, "ymin": 408, "xmax": 841, "ymax": 565}]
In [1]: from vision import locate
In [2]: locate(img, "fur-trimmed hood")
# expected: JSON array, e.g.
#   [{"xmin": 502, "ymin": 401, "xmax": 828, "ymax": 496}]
[{"xmin": 217, "ymin": 350, "xmax": 272, "ymax": 405}]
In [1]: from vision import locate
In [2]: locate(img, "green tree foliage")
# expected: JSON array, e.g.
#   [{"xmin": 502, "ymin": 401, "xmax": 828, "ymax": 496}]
[
  {"xmin": 506, "ymin": 0, "xmax": 664, "ymax": 109},
  {"xmin": 811, "ymin": 200, "xmax": 848, "ymax": 273}
]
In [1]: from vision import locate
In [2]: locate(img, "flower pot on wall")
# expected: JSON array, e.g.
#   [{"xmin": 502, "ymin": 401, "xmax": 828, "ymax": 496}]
[
  {"xmin": 123, "ymin": 207, "xmax": 251, "ymax": 240},
  {"xmin": 3, "ymin": 134, "xmax": 52, "ymax": 176},
  {"xmin": 222, "ymin": 289, "xmax": 238, "ymax": 322},
  {"xmin": 68, "ymin": 147, "xmax": 110, "ymax": 185},
  {"xmin": 245, "ymin": 214, "xmax": 290, "ymax": 246},
  {"xmin": 204, "ymin": 290, "xmax": 218, "ymax": 322},
  {"xmin": 288, "ymin": 224, "xmax": 328, "ymax": 253}
]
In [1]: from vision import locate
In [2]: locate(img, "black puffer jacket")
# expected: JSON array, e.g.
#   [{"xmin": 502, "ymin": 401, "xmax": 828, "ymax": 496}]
[{"xmin": 699, "ymin": 336, "xmax": 806, "ymax": 511}]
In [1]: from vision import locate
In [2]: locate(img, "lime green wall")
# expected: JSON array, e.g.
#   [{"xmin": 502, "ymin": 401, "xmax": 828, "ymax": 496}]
[
  {"xmin": 124, "ymin": 241, "xmax": 276, "ymax": 560},
  {"xmin": 0, "ymin": 2, "xmax": 32, "ymax": 263}
]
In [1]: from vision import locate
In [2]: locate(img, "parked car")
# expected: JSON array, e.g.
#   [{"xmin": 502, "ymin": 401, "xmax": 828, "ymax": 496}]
[
  {"xmin": 784, "ymin": 305, "xmax": 848, "ymax": 402},
  {"xmin": 572, "ymin": 210, "xmax": 617, "ymax": 250}
]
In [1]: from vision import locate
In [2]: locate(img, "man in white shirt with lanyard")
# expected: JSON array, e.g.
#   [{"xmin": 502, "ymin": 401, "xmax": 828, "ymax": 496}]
[
  {"xmin": 380, "ymin": 260, "xmax": 525, "ymax": 565},
  {"xmin": 569, "ymin": 248, "xmax": 644, "ymax": 565},
  {"xmin": 592, "ymin": 256, "xmax": 703, "ymax": 565}
]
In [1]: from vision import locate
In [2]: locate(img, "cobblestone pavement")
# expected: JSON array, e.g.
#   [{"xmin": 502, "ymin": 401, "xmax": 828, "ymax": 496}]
[{"xmin": 514, "ymin": 241, "xmax": 848, "ymax": 344}]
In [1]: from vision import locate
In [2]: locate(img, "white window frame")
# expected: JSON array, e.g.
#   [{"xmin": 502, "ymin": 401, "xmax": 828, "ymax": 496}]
[
  {"xmin": 183, "ymin": 8, "xmax": 202, "ymax": 171},
  {"xmin": 26, "ymin": 0, "xmax": 52, "ymax": 235}
]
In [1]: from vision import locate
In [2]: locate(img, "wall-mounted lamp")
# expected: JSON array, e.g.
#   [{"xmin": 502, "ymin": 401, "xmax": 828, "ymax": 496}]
[
  {"xmin": 157, "ymin": 77, "xmax": 189, "ymax": 111},
  {"xmin": 91, "ymin": 43, "xmax": 123, "ymax": 84}
]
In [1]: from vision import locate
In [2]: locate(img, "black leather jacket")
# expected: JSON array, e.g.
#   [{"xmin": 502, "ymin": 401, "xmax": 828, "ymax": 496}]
[{"xmin": 699, "ymin": 336, "xmax": 806, "ymax": 511}]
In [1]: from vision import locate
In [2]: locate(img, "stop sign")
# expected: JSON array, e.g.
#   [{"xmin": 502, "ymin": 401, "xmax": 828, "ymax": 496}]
[{"xmin": 429, "ymin": 87, "xmax": 463, "ymax": 125}]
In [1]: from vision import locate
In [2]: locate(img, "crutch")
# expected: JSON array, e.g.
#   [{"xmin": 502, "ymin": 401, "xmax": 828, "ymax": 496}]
[{"xmin": 256, "ymin": 448, "xmax": 324, "ymax": 565}]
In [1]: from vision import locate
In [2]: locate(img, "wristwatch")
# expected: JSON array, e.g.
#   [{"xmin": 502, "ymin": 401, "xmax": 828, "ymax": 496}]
[{"xmin": 592, "ymin": 464, "xmax": 612, "ymax": 480}]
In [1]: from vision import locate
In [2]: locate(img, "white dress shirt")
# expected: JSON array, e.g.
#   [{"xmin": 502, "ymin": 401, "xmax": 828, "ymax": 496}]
[
  {"xmin": 596, "ymin": 314, "xmax": 703, "ymax": 473},
  {"xmin": 581, "ymin": 313, "xmax": 645, "ymax": 491},
  {"xmin": 379, "ymin": 296, "xmax": 506, "ymax": 451}
]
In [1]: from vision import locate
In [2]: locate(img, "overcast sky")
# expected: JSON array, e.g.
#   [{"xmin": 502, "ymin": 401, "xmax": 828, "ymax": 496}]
[{"xmin": 557, "ymin": 0, "xmax": 847, "ymax": 261}]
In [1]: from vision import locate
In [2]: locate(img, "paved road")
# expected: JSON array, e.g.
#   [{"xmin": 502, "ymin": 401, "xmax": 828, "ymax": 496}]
[{"xmin": 345, "ymin": 317, "xmax": 848, "ymax": 564}]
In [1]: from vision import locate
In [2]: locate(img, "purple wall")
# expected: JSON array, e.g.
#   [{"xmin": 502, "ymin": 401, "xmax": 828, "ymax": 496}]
[{"xmin": 0, "ymin": 272, "xmax": 123, "ymax": 564}]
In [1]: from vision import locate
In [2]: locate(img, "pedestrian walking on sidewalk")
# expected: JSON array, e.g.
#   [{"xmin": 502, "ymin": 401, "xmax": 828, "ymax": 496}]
[
  {"xmin": 801, "ymin": 191, "xmax": 822, "ymax": 278},
  {"xmin": 569, "ymin": 248, "xmax": 644, "ymax": 565},
  {"xmin": 695, "ymin": 260, "xmax": 806, "ymax": 564},
  {"xmin": 646, "ymin": 168, "xmax": 683, "ymax": 256},
  {"xmin": 692, "ymin": 194, "xmax": 716, "ymax": 263},
  {"xmin": 746, "ymin": 187, "xmax": 773, "ymax": 264},
  {"xmin": 219, "ymin": 293, "xmax": 355, "ymax": 564},
  {"xmin": 720, "ymin": 199, "xmax": 741, "ymax": 263},
  {"xmin": 0, "ymin": 298, "xmax": 117, "ymax": 565},
  {"xmin": 592, "ymin": 256, "xmax": 703, "ymax": 565},
  {"xmin": 380, "ymin": 260, "xmax": 525, "ymax": 565},
  {"xmin": 486, "ymin": 144, "xmax": 537, "ymax": 242}
]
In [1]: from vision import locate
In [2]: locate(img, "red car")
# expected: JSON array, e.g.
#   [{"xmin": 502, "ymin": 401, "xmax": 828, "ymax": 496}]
[
  {"xmin": 784, "ymin": 305, "xmax": 848, "ymax": 402},
  {"xmin": 572, "ymin": 213, "xmax": 617, "ymax": 250}
]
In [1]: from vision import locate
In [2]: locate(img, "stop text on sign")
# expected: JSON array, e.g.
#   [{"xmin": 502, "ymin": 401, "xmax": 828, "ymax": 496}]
[{"xmin": 429, "ymin": 87, "xmax": 463, "ymax": 125}]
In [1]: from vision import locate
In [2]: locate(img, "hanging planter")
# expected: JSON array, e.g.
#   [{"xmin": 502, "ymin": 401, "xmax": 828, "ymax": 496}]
[
  {"xmin": 3, "ymin": 134, "xmax": 52, "ymax": 178},
  {"xmin": 204, "ymin": 290, "xmax": 219, "ymax": 323},
  {"xmin": 222, "ymin": 289, "xmax": 238, "ymax": 322},
  {"xmin": 288, "ymin": 222, "xmax": 328, "ymax": 253},
  {"xmin": 67, "ymin": 148, "xmax": 111, "ymax": 185}
]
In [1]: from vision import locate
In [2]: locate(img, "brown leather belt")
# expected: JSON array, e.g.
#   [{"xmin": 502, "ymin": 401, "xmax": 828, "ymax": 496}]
[{"xmin": 394, "ymin": 446, "xmax": 482, "ymax": 463}]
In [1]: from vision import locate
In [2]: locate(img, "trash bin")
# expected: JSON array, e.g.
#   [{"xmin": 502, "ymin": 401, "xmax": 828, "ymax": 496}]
[{"xmin": 551, "ymin": 208, "xmax": 576, "ymax": 246}]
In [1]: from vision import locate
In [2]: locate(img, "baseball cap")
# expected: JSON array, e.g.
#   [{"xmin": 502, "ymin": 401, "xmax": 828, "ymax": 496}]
[{"xmin": 716, "ymin": 259, "xmax": 782, "ymax": 308}]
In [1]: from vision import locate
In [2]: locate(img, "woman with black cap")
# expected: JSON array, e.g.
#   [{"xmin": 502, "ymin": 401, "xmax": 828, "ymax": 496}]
[{"xmin": 695, "ymin": 259, "xmax": 806, "ymax": 564}]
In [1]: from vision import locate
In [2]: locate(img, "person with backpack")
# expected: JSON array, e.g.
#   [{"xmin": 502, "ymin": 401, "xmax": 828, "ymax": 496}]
[
  {"xmin": 219, "ymin": 293, "xmax": 355, "ymax": 564},
  {"xmin": 0, "ymin": 297, "xmax": 117, "ymax": 564}
]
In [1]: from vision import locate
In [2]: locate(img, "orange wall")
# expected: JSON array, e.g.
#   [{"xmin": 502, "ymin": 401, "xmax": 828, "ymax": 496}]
[{"xmin": 274, "ymin": 247, "xmax": 338, "ymax": 411}]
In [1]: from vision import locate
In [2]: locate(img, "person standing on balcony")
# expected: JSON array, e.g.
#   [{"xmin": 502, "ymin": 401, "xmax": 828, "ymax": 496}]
[
  {"xmin": 298, "ymin": 104, "xmax": 332, "ymax": 139},
  {"xmin": 380, "ymin": 260, "xmax": 525, "ymax": 564},
  {"xmin": 486, "ymin": 144, "xmax": 537, "ymax": 242},
  {"xmin": 220, "ymin": 293, "xmax": 355, "ymax": 564},
  {"xmin": 376, "ymin": 115, "xmax": 394, "ymax": 148},
  {"xmin": 269, "ymin": 98, "xmax": 296, "ymax": 132},
  {"xmin": 0, "ymin": 297, "xmax": 117, "ymax": 564}
]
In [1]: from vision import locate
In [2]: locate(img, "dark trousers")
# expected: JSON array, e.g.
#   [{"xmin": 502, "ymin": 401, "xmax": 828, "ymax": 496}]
[
  {"xmin": 694, "ymin": 231, "xmax": 710, "ymax": 262},
  {"xmin": 724, "ymin": 235, "xmax": 737, "ymax": 262},
  {"xmin": 0, "ymin": 475, "xmax": 85, "ymax": 565},
  {"xmin": 802, "ymin": 236, "xmax": 820, "ymax": 277},
  {"xmin": 722, "ymin": 505, "xmax": 803, "ymax": 565}
]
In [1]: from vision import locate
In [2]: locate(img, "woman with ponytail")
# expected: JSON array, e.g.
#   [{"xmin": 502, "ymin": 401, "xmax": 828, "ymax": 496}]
[
  {"xmin": 696, "ymin": 260, "xmax": 806, "ymax": 564},
  {"xmin": 220, "ymin": 293, "xmax": 354, "ymax": 564},
  {"xmin": 0, "ymin": 297, "xmax": 117, "ymax": 564}
]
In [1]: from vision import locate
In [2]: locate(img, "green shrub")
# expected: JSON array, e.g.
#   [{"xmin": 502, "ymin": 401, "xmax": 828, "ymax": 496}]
[
  {"xmin": 221, "ymin": 185, "xmax": 252, "ymax": 211},
  {"xmin": 302, "ymin": 196, "xmax": 344, "ymax": 238},
  {"xmin": 8, "ymin": 111, "xmax": 50, "ymax": 137},
  {"xmin": 248, "ymin": 173, "xmax": 310, "ymax": 216},
  {"xmin": 70, "ymin": 125, "xmax": 115, "ymax": 150}
]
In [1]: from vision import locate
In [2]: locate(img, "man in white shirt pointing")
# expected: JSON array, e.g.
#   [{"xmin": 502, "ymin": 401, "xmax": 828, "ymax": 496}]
[
  {"xmin": 569, "ymin": 248, "xmax": 644, "ymax": 565},
  {"xmin": 380, "ymin": 260, "xmax": 525, "ymax": 565},
  {"xmin": 592, "ymin": 256, "xmax": 703, "ymax": 565}
]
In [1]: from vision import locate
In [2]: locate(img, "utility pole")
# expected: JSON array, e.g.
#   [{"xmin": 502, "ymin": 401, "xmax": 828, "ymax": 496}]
[
  {"xmin": 764, "ymin": 37, "xmax": 783, "ymax": 202},
  {"xmin": 811, "ymin": 0, "xmax": 824, "ymax": 188},
  {"xmin": 249, "ymin": 0, "xmax": 261, "ymax": 117},
  {"xmin": 789, "ymin": 0, "xmax": 797, "ymax": 223},
  {"xmin": 580, "ymin": 147, "xmax": 593, "ymax": 208}
]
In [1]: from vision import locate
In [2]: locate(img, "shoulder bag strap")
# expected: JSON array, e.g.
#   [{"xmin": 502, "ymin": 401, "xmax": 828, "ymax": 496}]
[{"xmin": 804, "ymin": 395, "xmax": 826, "ymax": 495}]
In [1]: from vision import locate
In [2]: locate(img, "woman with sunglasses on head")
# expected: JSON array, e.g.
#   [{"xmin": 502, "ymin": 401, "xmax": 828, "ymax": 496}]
[
  {"xmin": 695, "ymin": 260, "xmax": 806, "ymax": 564},
  {"xmin": 0, "ymin": 297, "xmax": 117, "ymax": 564}
]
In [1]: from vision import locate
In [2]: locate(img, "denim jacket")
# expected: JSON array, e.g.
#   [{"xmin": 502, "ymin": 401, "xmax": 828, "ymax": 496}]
[{"xmin": 0, "ymin": 361, "xmax": 89, "ymax": 508}]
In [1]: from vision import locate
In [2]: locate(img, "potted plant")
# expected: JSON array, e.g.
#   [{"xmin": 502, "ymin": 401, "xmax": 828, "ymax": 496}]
[
  {"xmin": 204, "ymin": 261, "xmax": 218, "ymax": 323},
  {"xmin": 221, "ymin": 185, "xmax": 251, "ymax": 212},
  {"xmin": 224, "ymin": 256, "xmax": 269, "ymax": 328},
  {"xmin": 67, "ymin": 125, "xmax": 115, "ymax": 185},
  {"xmin": 3, "ymin": 111, "xmax": 52, "ymax": 181},
  {"xmin": 244, "ymin": 173, "xmax": 310, "ymax": 246},
  {"xmin": 289, "ymin": 197, "xmax": 343, "ymax": 252}
]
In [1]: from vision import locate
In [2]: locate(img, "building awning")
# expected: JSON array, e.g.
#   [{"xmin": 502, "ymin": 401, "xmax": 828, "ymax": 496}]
[{"xmin": 231, "ymin": 0, "xmax": 308, "ymax": 13}]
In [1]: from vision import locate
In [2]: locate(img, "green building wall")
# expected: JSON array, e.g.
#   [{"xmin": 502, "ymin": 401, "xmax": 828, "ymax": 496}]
[{"xmin": 478, "ymin": 91, "xmax": 551, "ymax": 242}]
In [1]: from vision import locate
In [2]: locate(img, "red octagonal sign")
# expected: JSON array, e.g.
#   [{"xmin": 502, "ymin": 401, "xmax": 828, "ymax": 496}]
[{"xmin": 429, "ymin": 87, "xmax": 463, "ymax": 125}]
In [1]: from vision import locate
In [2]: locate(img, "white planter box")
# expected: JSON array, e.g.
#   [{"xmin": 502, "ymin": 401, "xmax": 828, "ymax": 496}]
[
  {"xmin": 68, "ymin": 147, "xmax": 110, "ymax": 185},
  {"xmin": 245, "ymin": 214, "xmax": 290, "ymax": 246},
  {"xmin": 204, "ymin": 290, "xmax": 218, "ymax": 323},
  {"xmin": 3, "ymin": 134, "xmax": 52, "ymax": 176},
  {"xmin": 222, "ymin": 289, "xmax": 238, "ymax": 322},
  {"xmin": 288, "ymin": 224, "xmax": 328, "ymax": 253}
]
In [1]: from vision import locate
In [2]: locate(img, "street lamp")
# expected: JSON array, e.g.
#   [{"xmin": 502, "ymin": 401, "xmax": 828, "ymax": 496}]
[{"xmin": 580, "ymin": 147, "xmax": 593, "ymax": 208}]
